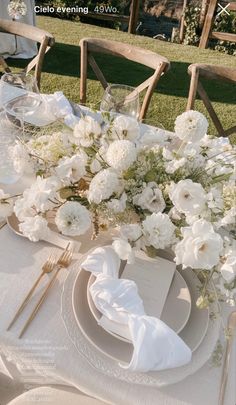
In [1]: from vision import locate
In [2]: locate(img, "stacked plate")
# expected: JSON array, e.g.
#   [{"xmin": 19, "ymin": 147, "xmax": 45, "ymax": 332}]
[{"xmin": 71, "ymin": 249, "xmax": 210, "ymax": 367}]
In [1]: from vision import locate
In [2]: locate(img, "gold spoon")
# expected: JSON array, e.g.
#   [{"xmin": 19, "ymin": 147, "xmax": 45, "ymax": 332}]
[{"xmin": 218, "ymin": 311, "xmax": 236, "ymax": 405}]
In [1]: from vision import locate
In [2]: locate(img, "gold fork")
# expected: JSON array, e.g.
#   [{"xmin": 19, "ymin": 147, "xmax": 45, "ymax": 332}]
[
  {"xmin": 18, "ymin": 247, "xmax": 73, "ymax": 339},
  {"xmin": 7, "ymin": 253, "xmax": 56, "ymax": 331}
]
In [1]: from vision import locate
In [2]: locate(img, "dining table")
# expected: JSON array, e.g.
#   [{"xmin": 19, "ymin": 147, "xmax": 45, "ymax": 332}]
[
  {"xmin": 0, "ymin": 0, "xmax": 37, "ymax": 59},
  {"xmin": 0, "ymin": 105, "xmax": 235, "ymax": 405}
]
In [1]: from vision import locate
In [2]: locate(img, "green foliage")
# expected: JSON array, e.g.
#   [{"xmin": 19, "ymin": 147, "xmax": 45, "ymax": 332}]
[{"xmin": 184, "ymin": 4, "xmax": 236, "ymax": 55}]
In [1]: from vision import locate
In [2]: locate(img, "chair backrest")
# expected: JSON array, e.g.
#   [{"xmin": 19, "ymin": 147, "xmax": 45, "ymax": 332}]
[
  {"xmin": 0, "ymin": 19, "xmax": 55, "ymax": 88},
  {"xmin": 79, "ymin": 37, "xmax": 170, "ymax": 120},
  {"xmin": 187, "ymin": 63, "xmax": 236, "ymax": 137},
  {"xmin": 199, "ymin": 0, "xmax": 236, "ymax": 49}
]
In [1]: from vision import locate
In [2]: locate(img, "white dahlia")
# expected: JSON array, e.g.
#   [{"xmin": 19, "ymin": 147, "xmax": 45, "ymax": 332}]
[
  {"xmin": 106, "ymin": 140, "xmax": 137, "ymax": 171},
  {"xmin": 55, "ymin": 201, "xmax": 91, "ymax": 236},
  {"xmin": 88, "ymin": 169, "xmax": 120, "ymax": 204},
  {"xmin": 174, "ymin": 110, "xmax": 208, "ymax": 143},
  {"xmin": 142, "ymin": 213, "xmax": 175, "ymax": 249}
]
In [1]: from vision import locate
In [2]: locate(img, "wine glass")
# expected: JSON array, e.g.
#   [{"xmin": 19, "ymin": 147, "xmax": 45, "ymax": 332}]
[
  {"xmin": 100, "ymin": 84, "xmax": 140, "ymax": 119},
  {"xmin": 0, "ymin": 72, "xmax": 42, "ymax": 138},
  {"xmin": 0, "ymin": 111, "xmax": 21, "ymax": 184}
]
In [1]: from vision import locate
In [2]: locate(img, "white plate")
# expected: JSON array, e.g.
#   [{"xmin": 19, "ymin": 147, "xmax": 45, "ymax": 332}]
[
  {"xmin": 87, "ymin": 267, "xmax": 192, "ymax": 342},
  {"xmin": 62, "ymin": 255, "xmax": 220, "ymax": 387},
  {"xmin": 72, "ymin": 268, "xmax": 209, "ymax": 369}
]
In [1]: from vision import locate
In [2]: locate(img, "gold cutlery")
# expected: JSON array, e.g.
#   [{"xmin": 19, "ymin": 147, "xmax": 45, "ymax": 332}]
[
  {"xmin": 0, "ymin": 220, "xmax": 7, "ymax": 230},
  {"xmin": 218, "ymin": 311, "xmax": 236, "ymax": 405},
  {"xmin": 7, "ymin": 253, "xmax": 56, "ymax": 331},
  {"xmin": 19, "ymin": 246, "xmax": 73, "ymax": 339}
]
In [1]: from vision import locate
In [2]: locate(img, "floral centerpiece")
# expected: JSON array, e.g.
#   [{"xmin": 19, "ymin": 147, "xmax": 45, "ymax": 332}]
[{"xmin": 1, "ymin": 110, "xmax": 235, "ymax": 309}]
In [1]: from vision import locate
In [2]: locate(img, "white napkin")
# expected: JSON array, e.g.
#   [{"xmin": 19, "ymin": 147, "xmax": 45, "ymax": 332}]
[
  {"xmin": 45, "ymin": 91, "xmax": 80, "ymax": 128},
  {"xmin": 82, "ymin": 247, "xmax": 192, "ymax": 372}
]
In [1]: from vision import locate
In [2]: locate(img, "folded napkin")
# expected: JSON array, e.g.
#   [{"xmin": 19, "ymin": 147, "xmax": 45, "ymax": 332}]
[
  {"xmin": 45, "ymin": 91, "xmax": 80, "ymax": 128},
  {"xmin": 82, "ymin": 247, "xmax": 192, "ymax": 372}
]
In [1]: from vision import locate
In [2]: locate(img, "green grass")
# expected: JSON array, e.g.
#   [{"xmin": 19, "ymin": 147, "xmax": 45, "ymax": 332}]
[{"xmin": 6, "ymin": 16, "xmax": 236, "ymax": 136}]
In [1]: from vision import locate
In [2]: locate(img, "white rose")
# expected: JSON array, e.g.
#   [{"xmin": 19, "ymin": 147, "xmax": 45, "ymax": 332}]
[
  {"xmin": 73, "ymin": 116, "xmax": 101, "ymax": 147},
  {"xmin": 111, "ymin": 115, "xmax": 140, "ymax": 141},
  {"xmin": 142, "ymin": 213, "xmax": 175, "ymax": 249},
  {"xmin": 19, "ymin": 215, "xmax": 49, "ymax": 242},
  {"xmin": 112, "ymin": 239, "xmax": 135, "ymax": 264},
  {"xmin": 55, "ymin": 201, "xmax": 91, "ymax": 236},
  {"xmin": 88, "ymin": 169, "xmax": 120, "ymax": 204},
  {"xmin": 56, "ymin": 152, "xmax": 87, "ymax": 183},
  {"xmin": 106, "ymin": 140, "xmax": 137, "ymax": 171},
  {"xmin": 0, "ymin": 190, "xmax": 13, "ymax": 219},
  {"xmin": 169, "ymin": 179, "xmax": 206, "ymax": 216},
  {"xmin": 133, "ymin": 182, "xmax": 166, "ymax": 213},
  {"xmin": 174, "ymin": 110, "xmax": 208, "ymax": 143},
  {"xmin": 175, "ymin": 219, "xmax": 223, "ymax": 270}
]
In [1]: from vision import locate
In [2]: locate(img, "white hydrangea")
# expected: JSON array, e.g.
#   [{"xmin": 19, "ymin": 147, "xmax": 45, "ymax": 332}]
[
  {"xmin": 0, "ymin": 190, "xmax": 13, "ymax": 219},
  {"xmin": 175, "ymin": 220, "xmax": 223, "ymax": 270},
  {"xmin": 106, "ymin": 140, "xmax": 137, "ymax": 171},
  {"xmin": 19, "ymin": 215, "xmax": 49, "ymax": 242},
  {"xmin": 174, "ymin": 110, "xmax": 208, "ymax": 143},
  {"xmin": 88, "ymin": 169, "xmax": 120, "ymax": 204},
  {"xmin": 55, "ymin": 201, "xmax": 91, "ymax": 236},
  {"xmin": 111, "ymin": 115, "xmax": 140, "ymax": 141},
  {"xmin": 169, "ymin": 179, "xmax": 206, "ymax": 216},
  {"xmin": 142, "ymin": 213, "xmax": 175, "ymax": 249},
  {"xmin": 73, "ymin": 116, "xmax": 101, "ymax": 147},
  {"xmin": 56, "ymin": 152, "xmax": 87, "ymax": 183},
  {"xmin": 133, "ymin": 182, "xmax": 166, "ymax": 213}
]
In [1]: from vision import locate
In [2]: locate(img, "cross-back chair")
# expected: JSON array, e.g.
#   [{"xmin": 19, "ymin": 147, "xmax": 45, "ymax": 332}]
[
  {"xmin": 187, "ymin": 63, "xmax": 236, "ymax": 137},
  {"xmin": 0, "ymin": 18, "xmax": 55, "ymax": 88},
  {"xmin": 79, "ymin": 37, "xmax": 170, "ymax": 120}
]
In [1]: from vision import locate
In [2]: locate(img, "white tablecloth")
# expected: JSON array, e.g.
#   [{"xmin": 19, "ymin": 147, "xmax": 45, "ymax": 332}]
[
  {"xmin": 0, "ymin": 0, "xmax": 37, "ymax": 59},
  {"xmin": 0, "ymin": 181, "xmax": 235, "ymax": 405}
]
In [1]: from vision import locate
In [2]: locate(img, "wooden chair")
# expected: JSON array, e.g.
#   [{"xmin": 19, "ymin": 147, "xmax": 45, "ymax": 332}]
[
  {"xmin": 0, "ymin": 18, "xmax": 55, "ymax": 88},
  {"xmin": 199, "ymin": 0, "xmax": 236, "ymax": 49},
  {"xmin": 187, "ymin": 63, "xmax": 236, "ymax": 136},
  {"xmin": 79, "ymin": 37, "xmax": 170, "ymax": 120}
]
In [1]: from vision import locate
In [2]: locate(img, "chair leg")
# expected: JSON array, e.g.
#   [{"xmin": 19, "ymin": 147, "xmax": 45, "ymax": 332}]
[
  {"xmin": 197, "ymin": 81, "xmax": 226, "ymax": 136},
  {"xmin": 80, "ymin": 40, "xmax": 88, "ymax": 105},
  {"xmin": 186, "ymin": 66, "xmax": 199, "ymax": 110},
  {"xmin": 139, "ymin": 62, "xmax": 166, "ymax": 120}
]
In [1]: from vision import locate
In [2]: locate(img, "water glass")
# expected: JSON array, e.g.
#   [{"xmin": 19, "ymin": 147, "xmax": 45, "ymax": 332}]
[{"xmin": 100, "ymin": 84, "xmax": 140, "ymax": 119}]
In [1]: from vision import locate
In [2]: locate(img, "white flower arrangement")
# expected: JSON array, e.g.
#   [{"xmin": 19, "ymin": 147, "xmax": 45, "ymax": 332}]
[
  {"xmin": 1, "ymin": 110, "xmax": 236, "ymax": 307},
  {"xmin": 8, "ymin": 0, "xmax": 27, "ymax": 20}
]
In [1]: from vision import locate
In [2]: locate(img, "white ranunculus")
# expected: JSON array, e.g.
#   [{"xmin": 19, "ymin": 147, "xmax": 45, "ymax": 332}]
[
  {"xmin": 73, "ymin": 116, "xmax": 101, "ymax": 147},
  {"xmin": 120, "ymin": 223, "xmax": 142, "ymax": 242},
  {"xmin": 111, "ymin": 115, "xmax": 140, "ymax": 141},
  {"xmin": 106, "ymin": 140, "xmax": 137, "ymax": 171},
  {"xmin": 26, "ymin": 176, "xmax": 61, "ymax": 212},
  {"xmin": 107, "ymin": 192, "xmax": 127, "ymax": 213},
  {"xmin": 112, "ymin": 239, "xmax": 135, "ymax": 264},
  {"xmin": 0, "ymin": 190, "xmax": 13, "ymax": 219},
  {"xmin": 88, "ymin": 169, "xmax": 120, "ymax": 204},
  {"xmin": 174, "ymin": 110, "xmax": 208, "ymax": 143},
  {"xmin": 175, "ymin": 219, "xmax": 223, "ymax": 270},
  {"xmin": 55, "ymin": 201, "xmax": 91, "ymax": 236},
  {"xmin": 169, "ymin": 179, "xmax": 206, "ymax": 216},
  {"xmin": 220, "ymin": 254, "xmax": 236, "ymax": 283},
  {"xmin": 133, "ymin": 182, "xmax": 166, "ymax": 213},
  {"xmin": 19, "ymin": 215, "xmax": 49, "ymax": 242},
  {"xmin": 56, "ymin": 152, "xmax": 87, "ymax": 183},
  {"xmin": 142, "ymin": 213, "xmax": 175, "ymax": 249}
]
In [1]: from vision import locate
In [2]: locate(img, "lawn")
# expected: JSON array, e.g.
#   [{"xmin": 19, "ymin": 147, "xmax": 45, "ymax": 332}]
[{"xmin": 8, "ymin": 16, "xmax": 236, "ymax": 135}]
